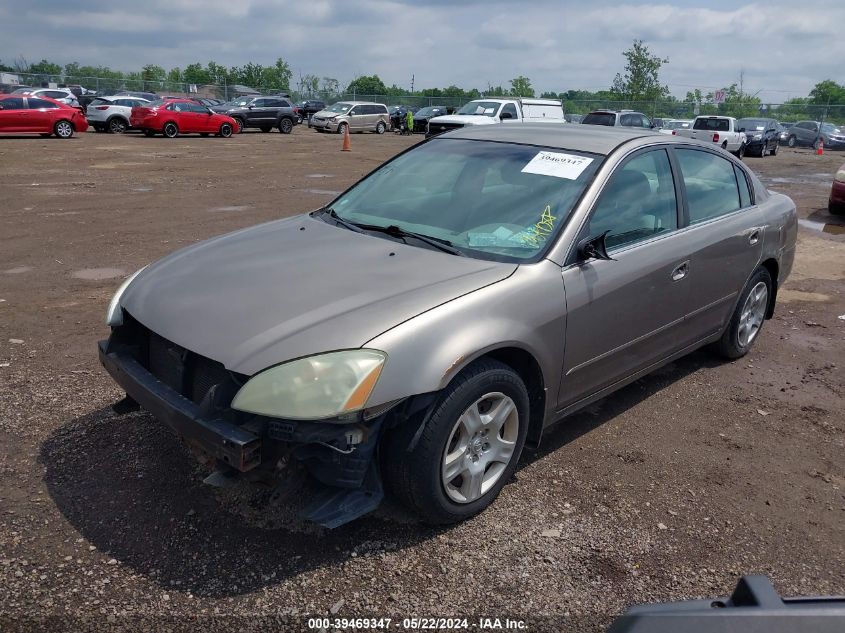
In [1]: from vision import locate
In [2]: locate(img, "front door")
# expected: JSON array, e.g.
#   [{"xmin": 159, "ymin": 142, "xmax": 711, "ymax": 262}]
[
  {"xmin": 672, "ymin": 147, "xmax": 764, "ymax": 336},
  {"xmin": 559, "ymin": 148, "xmax": 691, "ymax": 408},
  {"xmin": 0, "ymin": 97, "xmax": 26, "ymax": 131}
]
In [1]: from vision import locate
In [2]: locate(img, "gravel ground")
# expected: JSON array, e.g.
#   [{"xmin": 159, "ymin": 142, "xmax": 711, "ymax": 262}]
[{"xmin": 0, "ymin": 129, "xmax": 843, "ymax": 632}]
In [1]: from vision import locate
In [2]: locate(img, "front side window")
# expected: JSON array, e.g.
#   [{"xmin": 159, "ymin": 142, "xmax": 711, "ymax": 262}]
[
  {"xmin": 188, "ymin": 102, "xmax": 209, "ymax": 113},
  {"xmin": 587, "ymin": 149, "xmax": 678, "ymax": 249},
  {"xmin": 501, "ymin": 103, "xmax": 518, "ymax": 119},
  {"xmin": 329, "ymin": 139, "xmax": 601, "ymax": 262},
  {"xmin": 676, "ymin": 148, "xmax": 741, "ymax": 223}
]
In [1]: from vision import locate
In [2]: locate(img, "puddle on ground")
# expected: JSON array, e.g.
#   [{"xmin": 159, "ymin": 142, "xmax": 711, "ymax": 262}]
[
  {"xmin": 92, "ymin": 162, "xmax": 150, "ymax": 169},
  {"xmin": 798, "ymin": 218, "xmax": 845, "ymax": 236},
  {"xmin": 778, "ymin": 289, "xmax": 831, "ymax": 303},
  {"xmin": 304, "ymin": 189, "xmax": 342, "ymax": 196},
  {"xmin": 40, "ymin": 211, "xmax": 80, "ymax": 217},
  {"xmin": 131, "ymin": 187, "xmax": 153, "ymax": 193},
  {"xmin": 209, "ymin": 205, "xmax": 252, "ymax": 213},
  {"xmin": 762, "ymin": 173, "xmax": 833, "ymax": 186},
  {"xmin": 306, "ymin": 173, "xmax": 335, "ymax": 178},
  {"xmin": 72, "ymin": 268, "xmax": 126, "ymax": 280},
  {"xmin": 3, "ymin": 266, "xmax": 32, "ymax": 274}
]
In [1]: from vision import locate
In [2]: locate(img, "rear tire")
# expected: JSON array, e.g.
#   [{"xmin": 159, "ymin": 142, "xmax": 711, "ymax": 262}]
[
  {"xmin": 381, "ymin": 359, "xmax": 529, "ymax": 525},
  {"xmin": 54, "ymin": 120, "xmax": 74, "ymax": 139},
  {"xmin": 375, "ymin": 121, "xmax": 386, "ymax": 134},
  {"xmin": 713, "ymin": 267, "xmax": 772, "ymax": 359},
  {"xmin": 108, "ymin": 117, "xmax": 127, "ymax": 134},
  {"xmin": 163, "ymin": 122, "xmax": 179, "ymax": 138},
  {"xmin": 219, "ymin": 123, "xmax": 233, "ymax": 138},
  {"xmin": 278, "ymin": 118, "xmax": 293, "ymax": 134}
]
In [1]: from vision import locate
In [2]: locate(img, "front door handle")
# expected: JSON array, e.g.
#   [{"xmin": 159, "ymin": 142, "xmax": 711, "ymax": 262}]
[
  {"xmin": 748, "ymin": 229, "xmax": 761, "ymax": 245},
  {"xmin": 671, "ymin": 261, "xmax": 689, "ymax": 282}
]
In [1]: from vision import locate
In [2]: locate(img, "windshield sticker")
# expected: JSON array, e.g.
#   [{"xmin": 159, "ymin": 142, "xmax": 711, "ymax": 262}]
[
  {"xmin": 511, "ymin": 205, "xmax": 557, "ymax": 247},
  {"xmin": 521, "ymin": 151, "xmax": 594, "ymax": 180}
]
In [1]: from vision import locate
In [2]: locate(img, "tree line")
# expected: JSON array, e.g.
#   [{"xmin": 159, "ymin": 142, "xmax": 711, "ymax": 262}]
[{"xmin": 3, "ymin": 41, "xmax": 844, "ymax": 121}]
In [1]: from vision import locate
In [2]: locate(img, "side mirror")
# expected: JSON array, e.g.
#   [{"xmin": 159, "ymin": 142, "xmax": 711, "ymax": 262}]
[{"xmin": 577, "ymin": 232, "xmax": 615, "ymax": 262}]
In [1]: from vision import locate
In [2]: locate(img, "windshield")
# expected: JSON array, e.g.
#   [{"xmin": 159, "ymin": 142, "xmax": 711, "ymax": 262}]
[
  {"xmin": 456, "ymin": 101, "xmax": 502, "ymax": 117},
  {"xmin": 738, "ymin": 118, "xmax": 769, "ymax": 131},
  {"xmin": 222, "ymin": 98, "xmax": 252, "ymax": 107},
  {"xmin": 663, "ymin": 120, "xmax": 689, "ymax": 130},
  {"xmin": 327, "ymin": 102, "xmax": 352, "ymax": 113},
  {"xmin": 327, "ymin": 139, "xmax": 600, "ymax": 262},
  {"xmin": 821, "ymin": 123, "xmax": 842, "ymax": 134}
]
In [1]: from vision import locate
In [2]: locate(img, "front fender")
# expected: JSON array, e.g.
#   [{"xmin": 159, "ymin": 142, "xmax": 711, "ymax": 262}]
[{"xmin": 364, "ymin": 261, "xmax": 567, "ymax": 420}]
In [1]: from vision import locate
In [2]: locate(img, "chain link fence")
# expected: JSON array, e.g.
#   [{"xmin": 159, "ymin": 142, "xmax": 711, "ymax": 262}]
[{"xmin": 4, "ymin": 72, "xmax": 844, "ymax": 124}]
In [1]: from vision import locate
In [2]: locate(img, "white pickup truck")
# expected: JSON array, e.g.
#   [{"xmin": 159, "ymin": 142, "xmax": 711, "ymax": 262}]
[
  {"xmin": 426, "ymin": 98, "xmax": 564, "ymax": 138},
  {"xmin": 673, "ymin": 115, "xmax": 748, "ymax": 157}
]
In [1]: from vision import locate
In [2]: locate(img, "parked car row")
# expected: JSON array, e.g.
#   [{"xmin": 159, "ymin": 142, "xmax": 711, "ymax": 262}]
[{"xmin": 0, "ymin": 94, "xmax": 88, "ymax": 137}]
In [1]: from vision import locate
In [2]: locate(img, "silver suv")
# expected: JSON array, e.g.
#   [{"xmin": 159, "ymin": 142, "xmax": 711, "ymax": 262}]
[
  {"xmin": 86, "ymin": 96, "xmax": 150, "ymax": 133},
  {"xmin": 582, "ymin": 109, "xmax": 654, "ymax": 129}
]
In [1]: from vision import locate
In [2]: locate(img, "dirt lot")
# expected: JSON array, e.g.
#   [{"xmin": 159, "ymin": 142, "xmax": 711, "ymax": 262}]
[{"xmin": 1, "ymin": 128, "xmax": 843, "ymax": 632}]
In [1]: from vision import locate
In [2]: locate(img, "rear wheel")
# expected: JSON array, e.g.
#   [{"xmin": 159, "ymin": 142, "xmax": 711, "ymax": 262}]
[
  {"xmin": 713, "ymin": 267, "xmax": 772, "ymax": 359},
  {"xmin": 54, "ymin": 120, "xmax": 74, "ymax": 139},
  {"xmin": 375, "ymin": 121, "xmax": 386, "ymax": 134},
  {"xmin": 278, "ymin": 118, "xmax": 293, "ymax": 134},
  {"xmin": 219, "ymin": 123, "xmax": 233, "ymax": 138},
  {"xmin": 108, "ymin": 117, "xmax": 127, "ymax": 134},
  {"xmin": 382, "ymin": 359, "xmax": 529, "ymax": 524},
  {"xmin": 163, "ymin": 122, "xmax": 179, "ymax": 138}
]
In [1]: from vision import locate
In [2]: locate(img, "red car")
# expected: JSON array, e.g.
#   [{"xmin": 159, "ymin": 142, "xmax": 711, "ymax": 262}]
[
  {"xmin": 0, "ymin": 94, "xmax": 88, "ymax": 138},
  {"xmin": 130, "ymin": 99, "xmax": 238, "ymax": 138},
  {"xmin": 830, "ymin": 163, "xmax": 845, "ymax": 215}
]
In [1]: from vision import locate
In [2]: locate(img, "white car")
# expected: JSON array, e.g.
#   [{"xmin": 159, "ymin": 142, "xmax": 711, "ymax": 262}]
[
  {"xmin": 12, "ymin": 87, "xmax": 79, "ymax": 109},
  {"xmin": 86, "ymin": 96, "xmax": 150, "ymax": 133},
  {"xmin": 659, "ymin": 119, "xmax": 692, "ymax": 135}
]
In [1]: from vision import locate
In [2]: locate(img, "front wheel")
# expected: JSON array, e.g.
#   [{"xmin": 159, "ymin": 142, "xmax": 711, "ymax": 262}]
[
  {"xmin": 735, "ymin": 144, "xmax": 746, "ymax": 159},
  {"xmin": 219, "ymin": 123, "xmax": 233, "ymax": 138},
  {"xmin": 278, "ymin": 118, "xmax": 293, "ymax": 134},
  {"xmin": 163, "ymin": 122, "xmax": 179, "ymax": 138},
  {"xmin": 771, "ymin": 142, "xmax": 779, "ymax": 156},
  {"xmin": 337, "ymin": 122, "xmax": 348, "ymax": 135},
  {"xmin": 713, "ymin": 267, "xmax": 772, "ymax": 359},
  {"xmin": 54, "ymin": 120, "xmax": 74, "ymax": 139},
  {"xmin": 233, "ymin": 118, "xmax": 245, "ymax": 133},
  {"xmin": 382, "ymin": 359, "xmax": 529, "ymax": 524}
]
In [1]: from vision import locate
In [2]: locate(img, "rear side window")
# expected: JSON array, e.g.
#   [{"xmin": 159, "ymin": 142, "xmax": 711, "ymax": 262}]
[
  {"xmin": 27, "ymin": 98, "xmax": 58, "ymax": 109},
  {"xmin": 0, "ymin": 97, "xmax": 26, "ymax": 110},
  {"xmin": 735, "ymin": 165, "xmax": 753, "ymax": 208},
  {"xmin": 582, "ymin": 112, "xmax": 616, "ymax": 126},
  {"xmin": 676, "ymin": 149, "xmax": 741, "ymax": 223},
  {"xmin": 375, "ymin": 105, "xmax": 388, "ymax": 114}
]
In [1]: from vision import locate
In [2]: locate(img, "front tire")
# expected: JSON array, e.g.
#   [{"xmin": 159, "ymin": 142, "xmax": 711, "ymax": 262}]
[
  {"xmin": 735, "ymin": 144, "xmax": 746, "ymax": 159},
  {"xmin": 382, "ymin": 359, "xmax": 529, "ymax": 524},
  {"xmin": 771, "ymin": 142, "xmax": 779, "ymax": 156},
  {"xmin": 337, "ymin": 122, "xmax": 348, "ymax": 135},
  {"xmin": 713, "ymin": 267, "xmax": 772, "ymax": 359},
  {"xmin": 278, "ymin": 118, "xmax": 293, "ymax": 134},
  {"xmin": 163, "ymin": 122, "xmax": 179, "ymax": 138},
  {"xmin": 219, "ymin": 123, "xmax": 233, "ymax": 138},
  {"xmin": 54, "ymin": 120, "xmax": 74, "ymax": 139}
]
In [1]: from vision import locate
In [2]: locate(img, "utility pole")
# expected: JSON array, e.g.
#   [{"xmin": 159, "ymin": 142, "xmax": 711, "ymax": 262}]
[{"xmin": 410, "ymin": 74, "xmax": 414, "ymax": 93}]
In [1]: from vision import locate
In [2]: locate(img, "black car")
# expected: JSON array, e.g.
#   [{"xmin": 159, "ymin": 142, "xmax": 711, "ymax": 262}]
[
  {"xmin": 299, "ymin": 100, "xmax": 326, "ymax": 125},
  {"xmin": 212, "ymin": 95, "xmax": 298, "ymax": 133},
  {"xmin": 412, "ymin": 106, "xmax": 450, "ymax": 133},
  {"xmin": 736, "ymin": 117, "xmax": 780, "ymax": 157}
]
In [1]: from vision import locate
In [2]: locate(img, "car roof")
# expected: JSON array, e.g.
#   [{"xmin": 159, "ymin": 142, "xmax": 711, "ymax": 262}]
[{"xmin": 444, "ymin": 123, "xmax": 658, "ymax": 155}]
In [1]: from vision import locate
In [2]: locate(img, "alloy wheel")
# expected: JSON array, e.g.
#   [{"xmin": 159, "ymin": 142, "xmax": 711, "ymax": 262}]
[
  {"xmin": 737, "ymin": 281, "xmax": 768, "ymax": 349},
  {"xmin": 55, "ymin": 121, "xmax": 73, "ymax": 138},
  {"xmin": 441, "ymin": 392, "xmax": 519, "ymax": 504}
]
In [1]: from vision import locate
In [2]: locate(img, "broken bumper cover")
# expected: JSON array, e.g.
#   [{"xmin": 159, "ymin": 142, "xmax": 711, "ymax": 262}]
[{"xmin": 98, "ymin": 340, "xmax": 261, "ymax": 472}]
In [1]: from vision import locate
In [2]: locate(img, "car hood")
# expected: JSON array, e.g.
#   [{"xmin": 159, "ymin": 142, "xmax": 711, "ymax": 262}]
[
  {"xmin": 429, "ymin": 114, "xmax": 498, "ymax": 126},
  {"xmin": 121, "ymin": 215, "xmax": 517, "ymax": 375}
]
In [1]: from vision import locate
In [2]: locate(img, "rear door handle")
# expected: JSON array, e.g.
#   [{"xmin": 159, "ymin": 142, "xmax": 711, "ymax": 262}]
[
  {"xmin": 671, "ymin": 261, "xmax": 689, "ymax": 281},
  {"xmin": 748, "ymin": 229, "xmax": 761, "ymax": 245}
]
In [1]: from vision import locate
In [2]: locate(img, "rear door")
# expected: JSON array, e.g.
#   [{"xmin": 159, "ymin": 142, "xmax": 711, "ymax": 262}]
[
  {"xmin": 560, "ymin": 147, "xmax": 692, "ymax": 407},
  {"xmin": 24, "ymin": 97, "xmax": 60, "ymax": 132},
  {"xmin": 0, "ymin": 97, "xmax": 26, "ymax": 131},
  {"xmin": 673, "ymin": 147, "xmax": 764, "ymax": 336}
]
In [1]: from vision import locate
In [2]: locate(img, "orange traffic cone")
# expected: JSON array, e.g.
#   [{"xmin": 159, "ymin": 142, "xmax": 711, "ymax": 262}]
[
  {"xmin": 817, "ymin": 138, "xmax": 824, "ymax": 156},
  {"xmin": 341, "ymin": 125, "xmax": 351, "ymax": 152}
]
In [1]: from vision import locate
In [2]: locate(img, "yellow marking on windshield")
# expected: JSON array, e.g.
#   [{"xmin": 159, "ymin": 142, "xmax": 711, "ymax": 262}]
[{"xmin": 519, "ymin": 205, "xmax": 557, "ymax": 247}]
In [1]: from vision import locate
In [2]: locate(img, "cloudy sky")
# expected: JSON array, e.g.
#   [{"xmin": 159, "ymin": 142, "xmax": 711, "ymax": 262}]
[{"xmin": 2, "ymin": 0, "xmax": 843, "ymax": 101}]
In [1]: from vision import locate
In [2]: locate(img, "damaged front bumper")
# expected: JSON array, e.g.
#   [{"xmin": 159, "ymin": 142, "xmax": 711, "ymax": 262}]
[{"xmin": 98, "ymin": 331, "xmax": 397, "ymax": 528}]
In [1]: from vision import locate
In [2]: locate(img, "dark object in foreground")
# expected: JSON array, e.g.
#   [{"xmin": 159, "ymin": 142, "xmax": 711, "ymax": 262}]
[{"xmin": 610, "ymin": 575, "xmax": 845, "ymax": 632}]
